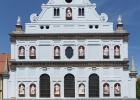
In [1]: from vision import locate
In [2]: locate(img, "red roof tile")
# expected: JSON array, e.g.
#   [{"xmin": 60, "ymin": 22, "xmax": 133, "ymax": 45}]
[{"xmin": 0, "ymin": 54, "xmax": 11, "ymax": 74}]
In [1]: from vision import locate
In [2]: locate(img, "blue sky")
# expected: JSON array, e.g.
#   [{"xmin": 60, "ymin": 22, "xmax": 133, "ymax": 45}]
[{"xmin": 0, "ymin": 0, "xmax": 140, "ymax": 75}]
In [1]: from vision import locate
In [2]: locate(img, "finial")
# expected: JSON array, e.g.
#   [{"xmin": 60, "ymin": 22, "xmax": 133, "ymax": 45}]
[
  {"xmin": 117, "ymin": 15, "xmax": 122, "ymax": 24},
  {"xmin": 17, "ymin": 16, "xmax": 21, "ymax": 25}
]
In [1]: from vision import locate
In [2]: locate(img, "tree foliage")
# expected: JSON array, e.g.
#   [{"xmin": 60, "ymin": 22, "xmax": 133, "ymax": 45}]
[{"xmin": 136, "ymin": 80, "xmax": 140, "ymax": 100}]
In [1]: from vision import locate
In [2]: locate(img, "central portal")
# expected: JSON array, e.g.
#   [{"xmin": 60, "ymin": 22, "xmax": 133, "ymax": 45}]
[{"xmin": 64, "ymin": 74, "xmax": 75, "ymax": 97}]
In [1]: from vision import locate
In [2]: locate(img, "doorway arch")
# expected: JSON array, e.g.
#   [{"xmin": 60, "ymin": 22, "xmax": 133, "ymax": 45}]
[
  {"xmin": 64, "ymin": 74, "xmax": 75, "ymax": 97},
  {"xmin": 40, "ymin": 74, "xmax": 50, "ymax": 97},
  {"xmin": 89, "ymin": 74, "xmax": 99, "ymax": 97}
]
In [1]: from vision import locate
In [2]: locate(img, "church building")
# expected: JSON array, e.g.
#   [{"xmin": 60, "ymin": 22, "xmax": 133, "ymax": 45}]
[{"xmin": 3, "ymin": 0, "xmax": 137, "ymax": 99}]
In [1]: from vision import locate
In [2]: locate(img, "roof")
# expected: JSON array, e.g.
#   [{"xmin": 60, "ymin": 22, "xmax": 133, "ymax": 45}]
[
  {"xmin": 137, "ymin": 76, "xmax": 140, "ymax": 81},
  {"xmin": 0, "ymin": 54, "xmax": 11, "ymax": 74}
]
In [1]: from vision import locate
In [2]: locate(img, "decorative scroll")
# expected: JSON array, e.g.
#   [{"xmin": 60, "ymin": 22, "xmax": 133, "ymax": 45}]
[
  {"xmin": 18, "ymin": 46, "xmax": 25, "ymax": 59},
  {"xmin": 114, "ymin": 45, "xmax": 120, "ymax": 58},
  {"xmin": 78, "ymin": 46, "xmax": 85, "ymax": 59},
  {"xmin": 54, "ymin": 83, "xmax": 60, "ymax": 96},
  {"xmin": 114, "ymin": 83, "xmax": 121, "ymax": 96},
  {"xmin": 103, "ymin": 45, "xmax": 109, "ymax": 58},
  {"xmin": 103, "ymin": 83, "xmax": 110, "ymax": 96},
  {"xmin": 79, "ymin": 83, "xmax": 85, "ymax": 96},
  {"xmin": 19, "ymin": 83, "xmax": 25, "ymax": 96},
  {"xmin": 54, "ymin": 46, "xmax": 60, "ymax": 59},
  {"xmin": 30, "ymin": 84, "xmax": 36, "ymax": 96}
]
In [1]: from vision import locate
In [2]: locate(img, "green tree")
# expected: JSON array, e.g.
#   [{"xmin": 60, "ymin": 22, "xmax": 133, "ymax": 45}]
[{"xmin": 136, "ymin": 80, "xmax": 140, "ymax": 100}]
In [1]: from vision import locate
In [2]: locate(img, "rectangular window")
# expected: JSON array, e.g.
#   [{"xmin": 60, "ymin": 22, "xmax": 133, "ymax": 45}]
[
  {"xmin": 54, "ymin": 8, "xmax": 60, "ymax": 16},
  {"xmin": 78, "ymin": 8, "xmax": 84, "ymax": 16}
]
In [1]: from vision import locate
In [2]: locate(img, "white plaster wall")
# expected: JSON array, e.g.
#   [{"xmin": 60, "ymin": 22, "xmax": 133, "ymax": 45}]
[
  {"xmin": 5, "ymin": 66, "xmax": 136, "ymax": 99},
  {"xmin": 13, "ymin": 39, "xmax": 126, "ymax": 61}
]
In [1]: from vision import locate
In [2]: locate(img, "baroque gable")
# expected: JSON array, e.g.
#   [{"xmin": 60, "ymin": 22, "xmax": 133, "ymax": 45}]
[{"xmin": 26, "ymin": 0, "xmax": 113, "ymax": 33}]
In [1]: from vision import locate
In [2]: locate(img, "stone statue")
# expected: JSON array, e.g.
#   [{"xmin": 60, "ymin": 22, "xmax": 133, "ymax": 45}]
[
  {"xmin": 19, "ymin": 84, "xmax": 25, "ymax": 94},
  {"xmin": 115, "ymin": 84, "xmax": 120, "ymax": 94},
  {"xmin": 104, "ymin": 85, "xmax": 109, "ymax": 94},
  {"xmin": 115, "ymin": 47, "xmax": 119, "ymax": 56},
  {"xmin": 31, "ymin": 85, "xmax": 35, "ymax": 94},
  {"xmin": 55, "ymin": 47, "xmax": 59, "ymax": 56},
  {"xmin": 79, "ymin": 84, "xmax": 85, "ymax": 94},
  {"xmin": 117, "ymin": 15, "xmax": 122, "ymax": 24},
  {"xmin": 19, "ymin": 47, "xmax": 24, "ymax": 56},
  {"xmin": 79, "ymin": 47, "xmax": 84, "ymax": 56},
  {"xmin": 67, "ymin": 9, "xmax": 72, "ymax": 17},
  {"xmin": 31, "ymin": 47, "xmax": 35, "ymax": 56},
  {"xmin": 104, "ymin": 46, "xmax": 109, "ymax": 56},
  {"xmin": 54, "ymin": 84, "xmax": 60, "ymax": 95},
  {"xmin": 17, "ymin": 16, "xmax": 21, "ymax": 25}
]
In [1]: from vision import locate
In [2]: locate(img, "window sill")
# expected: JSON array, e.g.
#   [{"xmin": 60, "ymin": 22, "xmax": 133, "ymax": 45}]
[
  {"xmin": 78, "ymin": 16, "xmax": 85, "ymax": 18},
  {"xmin": 53, "ymin": 16, "xmax": 61, "ymax": 18}
]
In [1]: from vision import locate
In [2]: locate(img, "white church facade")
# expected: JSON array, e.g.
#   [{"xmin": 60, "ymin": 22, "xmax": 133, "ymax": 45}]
[{"xmin": 3, "ymin": 0, "xmax": 137, "ymax": 99}]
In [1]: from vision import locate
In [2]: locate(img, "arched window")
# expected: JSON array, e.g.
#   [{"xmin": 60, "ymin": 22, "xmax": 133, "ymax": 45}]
[
  {"xmin": 103, "ymin": 45, "xmax": 109, "ymax": 58},
  {"xmin": 18, "ymin": 46, "xmax": 25, "ymax": 59},
  {"xmin": 89, "ymin": 74, "xmax": 99, "ymax": 97},
  {"xmin": 103, "ymin": 83, "xmax": 110, "ymax": 96},
  {"xmin": 64, "ymin": 74, "xmax": 75, "ymax": 97},
  {"xmin": 114, "ymin": 45, "xmax": 120, "ymax": 58},
  {"xmin": 30, "ymin": 83, "xmax": 36, "ymax": 96},
  {"xmin": 114, "ymin": 83, "xmax": 121, "ymax": 96},
  {"xmin": 29, "ymin": 46, "xmax": 36, "ymax": 59},
  {"xmin": 78, "ymin": 46, "xmax": 85, "ymax": 59},
  {"xmin": 19, "ymin": 83, "xmax": 25, "ymax": 96},
  {"xmin": 78, "ymin": 83, "xmax": 85, "ymax": 96},
  {"xmin": 66, "ymin": 7, "xmax": 72, "ymax": 20},
  {"xmin": 54, "ymin": 46, "xmax": 60, "ymax": 59},
  {"xmin": 54, "ymin": 83, "xmax": 60, "ymax": 96},
  {"xmin": 40, "ymin": 74, "xmax": 50, "ymax": 97}
]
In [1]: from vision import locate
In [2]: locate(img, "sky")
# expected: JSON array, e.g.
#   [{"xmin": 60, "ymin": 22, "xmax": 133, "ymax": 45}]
[{"xmin": 0, "ymin": 0, "xmax": 140, "ymax": 75}]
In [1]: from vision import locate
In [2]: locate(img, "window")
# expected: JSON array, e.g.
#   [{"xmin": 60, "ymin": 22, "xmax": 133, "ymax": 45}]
[
  {"xmin": 64, "ymin": 74, "xmax": 75, "ymax": 97},
  {"xmin": 78, "ymin": 8, "xmax": 84, "ymax": 16},
  {"xmin": 54, "ymin": 8, "xmax": 60, "ymax": 16},
  {"xmin": 89, "ymin": 74, "xmax": 99, "ymax": 97},
  {"xmin": 40, "ymin": 74, "xmax": 50, "ymax": 97},
  {"xmin": 65, "ymin": 0, "xmax": 72, "ymax": 3},
  {"xmin": 65, "ymin": 47, "xmax": 73, "ymax": 59}
]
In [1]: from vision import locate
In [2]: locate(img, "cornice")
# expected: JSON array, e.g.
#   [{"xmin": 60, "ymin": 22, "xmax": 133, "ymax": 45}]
[
  {"xmin": 10, "ymin": 61, "xmax": 129, "ymax": 67},
  {"xmin": 9, "ymin": 33, "xmax": 129, "ymax": 40}
]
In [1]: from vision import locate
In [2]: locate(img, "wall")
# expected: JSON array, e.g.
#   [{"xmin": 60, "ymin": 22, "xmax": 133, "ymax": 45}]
[{"xmin": 11, "ymin": 39, "xmax": 127, "ymax": 61}]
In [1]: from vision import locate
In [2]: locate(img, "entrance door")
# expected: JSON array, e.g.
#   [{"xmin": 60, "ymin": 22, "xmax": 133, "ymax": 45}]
[
  {"xmin": 40, "ymin": 74, "xmax": 50, "ymax": 97},
  {"xmin": 89, "ymin": 74, "xmax": 99, "ymax": 97},
  {"xmin": 64, "ymin": 74, "xmax": 75, "ymax": 97}
]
